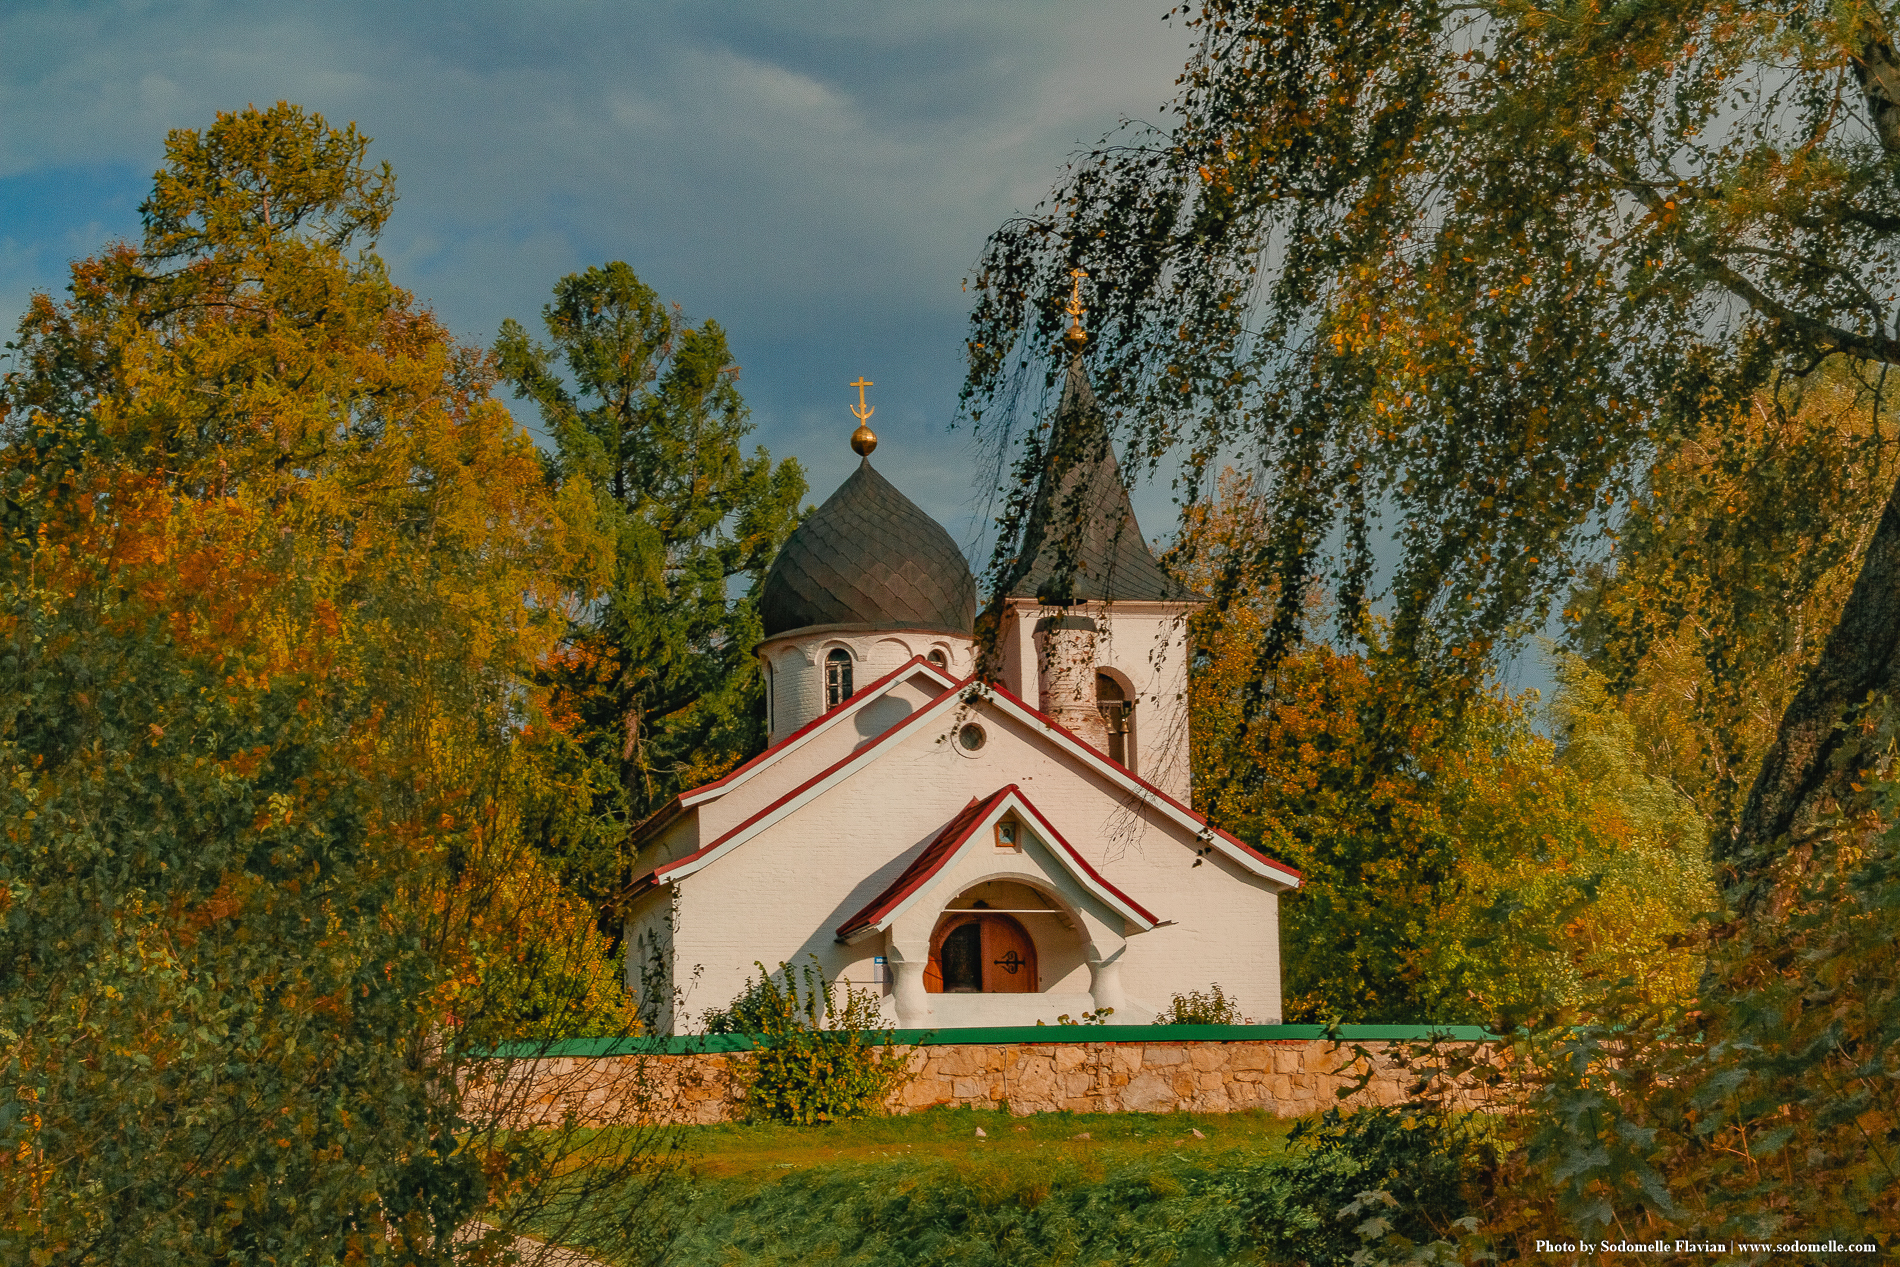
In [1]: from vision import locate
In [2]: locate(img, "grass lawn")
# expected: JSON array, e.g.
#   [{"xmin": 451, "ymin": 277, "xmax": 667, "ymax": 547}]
[
  {"xmin": 678, "ymin": 1104, "xmax": 1300, "ymax": 1181},
  {"xmin": 639, "ymin": 1107, "xmax": 1311, "ymax": 1267}
]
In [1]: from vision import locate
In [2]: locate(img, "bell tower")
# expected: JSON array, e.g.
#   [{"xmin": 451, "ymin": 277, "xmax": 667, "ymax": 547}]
[{"xmin": 989, "ymin": 273, "xmax": 1206, "ymax": 802}]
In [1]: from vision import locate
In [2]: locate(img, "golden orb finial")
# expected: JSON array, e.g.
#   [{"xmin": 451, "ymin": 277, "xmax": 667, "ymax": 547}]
[
  {"xmin": 849, "ymin": 376, "xmax": 878, "ymax": 456},
  {"xmin": 1062, "ymin": 267, "xmax": 1089, "ymax": 352}
]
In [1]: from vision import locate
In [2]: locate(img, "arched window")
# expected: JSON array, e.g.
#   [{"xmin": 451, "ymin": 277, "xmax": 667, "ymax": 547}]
[
  {"xmin": 927, "ymin": 648, "xmax": 948, "ymax": 671},
  {"xmin": 826, "ymin": 648, "xmax": 854, "ymax": 707},
  {"xmin": 1097, "ymin": 672, "xmax": 1132, "ymax": 769}
]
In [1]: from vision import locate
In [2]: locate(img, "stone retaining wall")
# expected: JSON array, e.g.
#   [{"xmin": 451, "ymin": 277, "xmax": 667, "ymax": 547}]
[{"xmin": 475, "ymin": 1038, "xmax": 1489, "ymax": 1128}]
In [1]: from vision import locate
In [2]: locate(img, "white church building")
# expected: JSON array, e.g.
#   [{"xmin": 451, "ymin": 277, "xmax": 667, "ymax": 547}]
[{"xmin": 623, "ymin": 348, "xmax": 1301, "ymax": 1031}]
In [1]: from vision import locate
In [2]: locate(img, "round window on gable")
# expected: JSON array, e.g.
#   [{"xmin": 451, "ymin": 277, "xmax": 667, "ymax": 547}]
[{"xmin": 957, "ymin": 722, "xmax": 987, "ymax": 752}]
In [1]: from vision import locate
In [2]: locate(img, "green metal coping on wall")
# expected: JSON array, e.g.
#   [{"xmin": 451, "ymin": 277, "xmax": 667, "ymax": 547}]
[{"xmin": 488, "ymin": 1023, "xmax": 1495, "ymax": 1060}]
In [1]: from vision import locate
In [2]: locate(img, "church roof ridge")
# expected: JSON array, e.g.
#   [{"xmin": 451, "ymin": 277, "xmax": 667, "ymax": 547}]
[
  {"xmin": 624, "ymin": 672, "xmax": 1301, "ymax": 901},
  {"xmin": 974, "ymin": 678, "xmax": 1302, "ymax": 884},
  {"xmin": 832, "ymin": 787, "xmax": 1019, "ymax": 941},
  {"xmin": 997, "ymin": 354, "xmax": 1205, "ymax": 606},
  {"xmin": 625, "ymin": 654, "xmax": 957, "ymax": 854}
]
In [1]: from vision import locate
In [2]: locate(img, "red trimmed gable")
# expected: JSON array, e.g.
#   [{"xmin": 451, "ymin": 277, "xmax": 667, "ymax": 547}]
[
  {"xmin": 833, "ymin": 783, "xmax": 1161, "ymax": 943},
  {"xmin": 833, "ymin": 788, "xmax": 1014, "ymax": 941},
  {"xmin": 975, "ymin": 678, "xmax": 1303, "ymax": 883},
  {"xmin": 626, "ymin": 655, "xmax": 958, "ymax": 853},
  {"xmin": 684, "ymin": 656, "xmax": 956, "ymax": 805},
  {"xmin": 633, "ymin": 669, "xmax": 1301, "ymax": 898}
]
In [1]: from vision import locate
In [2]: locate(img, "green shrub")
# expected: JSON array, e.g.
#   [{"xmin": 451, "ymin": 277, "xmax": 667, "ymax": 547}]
[
  {"xmin": 723, "ymin": 958, "xmax": 915, "ymax": 1125},
  {"xmin": 1159, "ymin": 983, "xmax": 1243, "ymax": 1025},
  {"xmin": 701, "ymin": 972, "xmax": 778, "ymax": 1035},
  {"xmin": 1248, "ymin": 1104, "xmax": 1492, "ymax": 1266}
]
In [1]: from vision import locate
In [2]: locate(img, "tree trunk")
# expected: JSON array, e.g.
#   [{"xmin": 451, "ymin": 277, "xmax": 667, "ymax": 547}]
[
  {"xmin": 1853, "ymin": 19, "xmax": 1900, "ymax": 159},
  {"xmin": 1719, "ymin": 21, "xmax": 1900, "ymax": 913},
  {"xmin": 1725, "ymin": 461, "xmax": 1900, "ymax": 912}
]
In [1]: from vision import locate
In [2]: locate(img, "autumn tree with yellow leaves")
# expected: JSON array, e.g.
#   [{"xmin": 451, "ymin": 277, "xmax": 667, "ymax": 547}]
[
  {"xmin": 1176, "ymin": 471, "xmax": 1710, "ymax": 1027},
  {"xmin": 0, "ymin": 104, "xmax": 676, "ymax": 1266}
]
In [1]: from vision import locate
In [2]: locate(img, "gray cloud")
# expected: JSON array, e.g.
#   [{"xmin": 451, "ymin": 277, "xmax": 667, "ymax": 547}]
[{"xmin": 0, "ymin": 0, "xmax": 1197, "ymax": 549}]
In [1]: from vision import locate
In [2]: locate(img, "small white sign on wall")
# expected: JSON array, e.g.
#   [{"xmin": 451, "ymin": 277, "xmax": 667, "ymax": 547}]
[{"xmin": 872, "ymin": 956, "xmax": 890, "ymax": 988}]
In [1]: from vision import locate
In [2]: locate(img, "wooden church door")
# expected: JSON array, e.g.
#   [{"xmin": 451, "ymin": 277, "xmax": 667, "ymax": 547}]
[
  {"xmin": 924, "ymin": 914, "xmax": 1038, "ymax": 993},
  {"xmin": 980, "ymin": 916, "xmax": 1036, "ymax": 993},
  {"xmin": 930, "ymin": 920, "xmax": 981, "ymax": 992}
]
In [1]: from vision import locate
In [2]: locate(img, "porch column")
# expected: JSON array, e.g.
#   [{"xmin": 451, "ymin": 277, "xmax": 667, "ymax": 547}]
[
  {"xmin": 1086, "ymin": 947, "xmax": 1127, "ymax": 1017},
  {"xmin": 886, "ymin": 932, "xmax": 932, "ymax": 1027}
]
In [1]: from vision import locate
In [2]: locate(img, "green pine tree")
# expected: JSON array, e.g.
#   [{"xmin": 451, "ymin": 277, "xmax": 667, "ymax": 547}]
[{"xmin": 498, "ymin": 264, "xmax": 806, "ymax": 902}]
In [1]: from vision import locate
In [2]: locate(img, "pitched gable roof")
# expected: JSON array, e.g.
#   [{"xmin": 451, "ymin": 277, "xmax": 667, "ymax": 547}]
[
  {"xmin": 626, "ymin": 654, "xmax": 957, "ymax": 853},
  {"xmin": 834, "ymin": 783, "xmax": 1160, "ymax": 943},
  {"xmin": 625, "ymin": 671, "xmax": 1301, "ymax": 899},
  {"xmin": 974, "ymin": 679, "xmax": 1302, "ymax": 886},
  {"xmin": 833, "ymin": 789, "xmax": 1010, "ymax": 940}
]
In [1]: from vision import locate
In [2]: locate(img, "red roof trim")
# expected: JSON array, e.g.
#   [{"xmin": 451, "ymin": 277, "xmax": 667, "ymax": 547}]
[
  {"xmin": 977, "ymin": 680, "xmax": 1304, "ymax": 882},
  {"xmin": 833, "ymin": 788, "xmax": 1015, "ymax": 939},
  {"xmin": 653, "ymin": 673, "xmax": 980, "ymax": 882},
  {"xmin": 620, "ymin": 866, "xmax": 662, "ymax": 905},
  {"xmin": 1009, "ymin": 792, "xmax": 1160, "ymax": 925},
  {"xmin": 682, "ymin": 655, "xmax": 953, "ymax": 805},
  {"xmin": 625, "ymin": 797, "xmax": 687, "ymax": 855},
  {"xmin": 833, "ymin": 783, "xmax": 1159, "ymax": 940},
  {"xmin": 640, "ymin": 670, "xmax": 1300, "ymax": 893},
  {"xmin": 627, "ymin": 655, "xmax": 956, "ymax": 851}
]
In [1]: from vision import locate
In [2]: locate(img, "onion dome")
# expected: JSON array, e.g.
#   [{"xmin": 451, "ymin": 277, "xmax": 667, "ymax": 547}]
[{"xmin": 761, "ymin": 458, "xmax": 979, "ymax": 639}]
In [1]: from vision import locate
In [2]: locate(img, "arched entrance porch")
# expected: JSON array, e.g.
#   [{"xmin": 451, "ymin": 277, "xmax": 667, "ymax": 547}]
[
  {"xmin": 924, "ymin": 911, "xmax": 1038, "ymax": 993},
  {"xmin": 918, "ymin": 879, "xmax": 1090, "ymax": 1007}
]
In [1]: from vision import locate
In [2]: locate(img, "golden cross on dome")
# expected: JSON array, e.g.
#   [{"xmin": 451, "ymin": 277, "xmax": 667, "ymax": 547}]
[
  {"xmin": 1063, "ymin": 268, "xmax": 1089, "ymax": 348},
  {"xmin": 849, "ymin": 377, "xmax": 878, "ymax": 456}
]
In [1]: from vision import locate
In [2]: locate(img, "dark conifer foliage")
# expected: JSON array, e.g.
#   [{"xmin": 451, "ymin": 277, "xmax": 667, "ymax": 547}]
[{"xmin": 498, "ymin": 265, "xmax": 806, "ymax": 902}]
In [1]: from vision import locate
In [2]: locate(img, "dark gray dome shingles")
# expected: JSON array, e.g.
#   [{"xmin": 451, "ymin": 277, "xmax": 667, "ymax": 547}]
[{"xmin": 761, "ymin": 460, "xmax": 978, "ymax": 638}]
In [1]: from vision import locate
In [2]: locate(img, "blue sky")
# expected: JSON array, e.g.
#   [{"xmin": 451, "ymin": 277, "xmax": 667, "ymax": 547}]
[{"xmin": 0, "ymin": 0, "xmax": 1198, "ymax": 561}]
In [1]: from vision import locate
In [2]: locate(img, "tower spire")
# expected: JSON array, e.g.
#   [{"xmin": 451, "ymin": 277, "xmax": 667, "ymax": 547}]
[{"xmin": 996, "ymin": 350, "xmax": 1199, "ymax": 608}]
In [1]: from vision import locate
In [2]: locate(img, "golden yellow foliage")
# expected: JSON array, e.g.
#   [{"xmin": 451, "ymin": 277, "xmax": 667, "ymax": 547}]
[{"xmin": 1177, "ymin": 470, "xmax": 1711, "ymax": 1025}]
